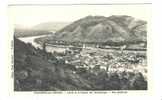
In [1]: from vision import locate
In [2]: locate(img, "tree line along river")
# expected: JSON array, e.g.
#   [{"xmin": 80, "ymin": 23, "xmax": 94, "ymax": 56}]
[{"xmin": 18, "ymin": 35, "xmax": 146, "ymax": 55}]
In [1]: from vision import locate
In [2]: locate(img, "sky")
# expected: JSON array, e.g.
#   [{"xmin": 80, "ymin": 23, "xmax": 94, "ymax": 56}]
[{"xmin": 9, "ymin": 5, "xmax": 151, "ymax": 28}]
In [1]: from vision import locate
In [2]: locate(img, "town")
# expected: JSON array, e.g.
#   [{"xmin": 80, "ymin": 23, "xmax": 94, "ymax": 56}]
[{"xmin": 42, "ymin": 41, "xmax": 147, "ymax": 80}]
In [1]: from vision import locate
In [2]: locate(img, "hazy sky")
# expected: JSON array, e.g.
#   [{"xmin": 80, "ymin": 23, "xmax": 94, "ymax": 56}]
[{"xmin": 9, "ymin": 5, "xmax": 151, "ymax": 28}]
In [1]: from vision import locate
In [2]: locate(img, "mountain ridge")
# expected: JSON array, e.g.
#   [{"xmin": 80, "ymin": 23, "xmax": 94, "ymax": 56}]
[{"xmin": 52, "ymin": 15, "xmax": 147, "ymax": 43}]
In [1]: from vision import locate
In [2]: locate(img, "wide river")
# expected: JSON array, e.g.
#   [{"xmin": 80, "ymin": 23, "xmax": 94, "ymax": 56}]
[{"xmin": 18, "ymin": 35, "xmax": 67, "ymax": 53}]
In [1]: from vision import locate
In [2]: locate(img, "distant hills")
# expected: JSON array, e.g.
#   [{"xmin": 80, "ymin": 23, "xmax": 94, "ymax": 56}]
[
  {"xmin": 14, "ymin": 29, "xmax": 53, "ymax": 37},
  {"xmin": 14, "ymin": 22, "xmax": 70, "ymax": 37},
  {"xmin": 52, "ymin": 15, "xmax": 147, "ymax": 43},
  {"xmin": 32, "ymin": 22, "xmax": 70, "ymax": 32}
]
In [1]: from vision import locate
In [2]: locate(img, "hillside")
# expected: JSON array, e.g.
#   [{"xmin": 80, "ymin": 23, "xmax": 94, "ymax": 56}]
[
  {"xmin": 52, "ymin": 15, "xmax": 147, "ymax": 43},
  {"xmin": 14, "ymin": 37, "xmax": 94, "ymax": 91}
]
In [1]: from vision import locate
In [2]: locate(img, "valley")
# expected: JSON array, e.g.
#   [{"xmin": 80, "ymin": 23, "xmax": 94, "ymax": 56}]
[{"xmin": 14, "ymin": 15, "xmax": 148, "ymax": 91}]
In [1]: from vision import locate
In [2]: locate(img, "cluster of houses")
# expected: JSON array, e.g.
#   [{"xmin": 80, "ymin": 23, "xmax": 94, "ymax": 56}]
[
  {"xmin": 42, "ymin": 41, "xmax": 147, "ymax": 79},
  {"xmin": 55, "ymin": 47, "xmax": 147, "ymax": 78}
]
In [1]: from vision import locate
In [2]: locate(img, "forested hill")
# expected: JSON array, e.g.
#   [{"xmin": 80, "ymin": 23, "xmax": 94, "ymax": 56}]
[{"xmin": 53, "ymin": 15, "xmax": 146, "ymax": 43}]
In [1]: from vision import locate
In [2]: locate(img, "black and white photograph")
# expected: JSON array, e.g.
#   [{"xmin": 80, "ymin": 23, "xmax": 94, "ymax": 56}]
[{"xmin": 9, "ymin": 4, "xmax": 150, "ymax": 91}]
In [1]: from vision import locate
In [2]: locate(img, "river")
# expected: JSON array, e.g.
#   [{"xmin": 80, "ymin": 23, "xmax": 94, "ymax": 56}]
[
  {"xmin": 18, "ymin": 35, "xmax": 67, "ymax": 53},
  {"xmin": 18, "ymin": 35, "xmax": 46, "ymax": 48}
]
